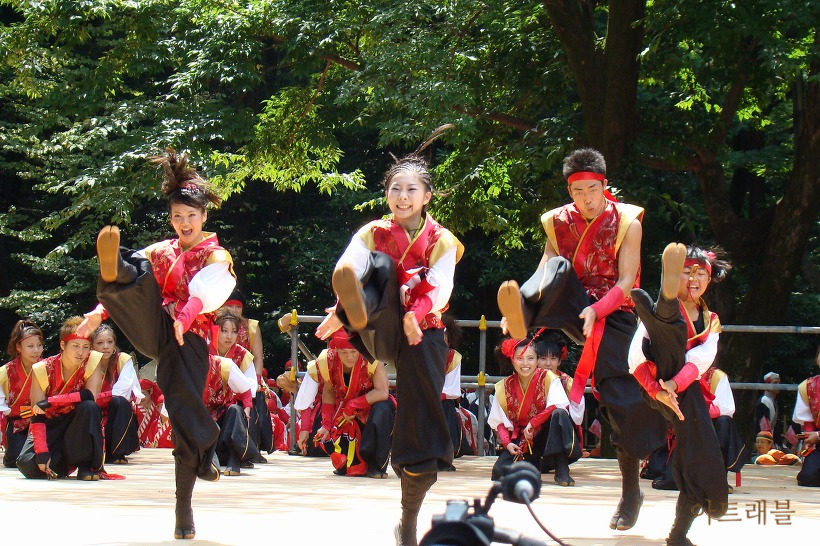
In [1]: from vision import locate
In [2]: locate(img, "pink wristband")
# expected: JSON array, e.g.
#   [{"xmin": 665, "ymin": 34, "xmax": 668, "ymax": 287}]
[
  {"xmin": 671, "ymin": 362, "xmax": 699, "ymax": 392},
  {"xmin": 175, "ymin": 297, "xmax": 204, "ymax": 333},
  {"xmin": 590, "ymin": 286, "xmax": 625, "ymax": 319}
]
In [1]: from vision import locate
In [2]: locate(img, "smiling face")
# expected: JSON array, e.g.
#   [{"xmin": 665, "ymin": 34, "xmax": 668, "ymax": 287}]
[
  {"xmin": 679, "ymin": 264, "xmax": 711, "ymax": 302},
  {"xmin": 537, "ymin": 353, "xmax": 561, "ymax": 373},
  {"xmin": 217, "ymin": 320, "xmax": 239, "ymax": 354},
  {"xmin": 16, "ymin": 335, "xmax": 44, "ymax": 367},
  {"xmin": 92, "ymin": 330, "xmax": 116, "ymax": 357},
  {"xmin": 385, "ymin": 170, "xmax": 432, "ymax": 231},
  {"xmin": 170, "ymin": 202, "xmax": 207, "ymax": 250},
  {"xmin": 568, "ymin": 179, "xmax": 607, "ymax": 220},
  {"xmin": 512, "ymin": 345, "xmax": 538, "ymax": 381}
]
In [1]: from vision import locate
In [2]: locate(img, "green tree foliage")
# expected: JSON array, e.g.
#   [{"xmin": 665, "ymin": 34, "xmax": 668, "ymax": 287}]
[{"xmin": 1, "ymin": 1, "xmax": 818, "ymax": 397}]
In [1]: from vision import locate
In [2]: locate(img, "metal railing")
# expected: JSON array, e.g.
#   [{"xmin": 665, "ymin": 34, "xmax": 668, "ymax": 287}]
[{"xmin": 279, "ymin": 312, "xmax": 818, "ymax": 456}]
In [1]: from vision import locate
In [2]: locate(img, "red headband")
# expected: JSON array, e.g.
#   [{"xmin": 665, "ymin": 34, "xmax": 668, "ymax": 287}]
[
  {"xmin": 329, "ymin": 330, "xmax": 354, "ymax": 350},
  {"xmin": 62, "ymin": 332, "xmax": 90, "ymax": 343},
  {"xmin": 567, "ymin": 171, "xmax": 606, "ymax": 185},
  {"xmin": 684, "ymin": 258, "xmax": 712, "ymax": 277},
  {"xmin": 500, "ymin": 338, "xmax": 519, "ymax": 359},
  {"xmin": 224, "ymin": 299, "xmax": 244, "ymax": 308}
]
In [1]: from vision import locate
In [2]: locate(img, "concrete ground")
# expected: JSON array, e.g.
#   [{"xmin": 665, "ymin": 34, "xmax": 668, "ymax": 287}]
[{"xmin": 1, "ymin": 448, "xmax": 815, "ymax": 545}]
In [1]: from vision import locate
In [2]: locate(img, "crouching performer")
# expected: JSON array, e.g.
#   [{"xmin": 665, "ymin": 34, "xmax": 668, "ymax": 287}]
[
  {"xmin": 314, "ymin": 331, "xmax": 394, "ymax": 477},
  {"xmin": 489, "ymin": 336, "xmax": 581, "ymax": 486}
]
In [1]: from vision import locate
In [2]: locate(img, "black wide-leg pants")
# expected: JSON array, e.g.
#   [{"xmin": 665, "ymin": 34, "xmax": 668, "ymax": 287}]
[
  {"xmin": 17, "ymin": 401, "xmax": 104, "ymax": 479},
  {"xmin": 519, "ymin": 257, "xmax": 667, "ymax": 459},
  {"xmin": 631, "ymin": 289, "xmax": 728, "ymax": 518},
  {"xmin": 336, "ymin": 251, "xmax": 452, "ymax": 475},
  {"xmin": 96, "ymin": 249, "xmax": 219, "ymax": 477},
  {"xmin": 105, "ymin": 395, "xmax": 139, "ymax": 461},
  {"xmin": 491, "ymin": 408, "xmax": 580, "ymax": 480}
]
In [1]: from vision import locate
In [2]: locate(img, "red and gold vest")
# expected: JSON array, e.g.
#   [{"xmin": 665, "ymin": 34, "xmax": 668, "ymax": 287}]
[
  {"xmin": 542, "ymin": 200, "xmax": 643, "ymax": 309},
  {"xmin": 100, "ymin": 352, "xmax": 133, "ymax": 392},
  {"xmin": 236, "ymin": 318, "xmax": 259, "ymax": 351},
  {"xmin": 358, "ymin": 214, "xmax": 463, "ymax": 330},
  {"xmin": 1, "ymin": 358, "xmax": 34, "ymax": 432},
  {"xmin": 805, "ymin": 376, "xmax": 820, "ymax": 429},
  {"xmin": 682, "ymin": 300, "xmax": 721, "ymax": 352},
  {"xmin": 31, "ymin": 352, "xmax": 103, "ymax": 417},
  {"xmin": 202, "ymin": 356, "xmax": 236, "ymax": 419},
  {"xmin": 318, "ymin": 349, "xmax": 378, "ymax": 422},
  {"xmin": 144, "ymin": 232, "xmax": 234, "ymax": 340},
  {"xmin": 495, "ymin": 368, "xmax": 556, "ymax": 434}
]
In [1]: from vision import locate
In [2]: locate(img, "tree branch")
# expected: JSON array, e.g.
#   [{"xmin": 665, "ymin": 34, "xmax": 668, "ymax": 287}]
[{"xmin": 453, "ymin": 105, "xmax": 539, "ymax": 133}]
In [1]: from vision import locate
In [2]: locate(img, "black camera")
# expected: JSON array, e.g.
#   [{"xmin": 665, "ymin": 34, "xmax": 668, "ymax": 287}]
[{"xmin": 419, "ymin": 461, "xmax": 554, "ymax": 546}]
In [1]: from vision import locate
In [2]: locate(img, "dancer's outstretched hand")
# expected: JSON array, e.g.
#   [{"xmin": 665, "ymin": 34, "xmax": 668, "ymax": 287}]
[
  {"xmin": 315, "ymin": 308, "xmax": 343, "ymax": 340},
  {"xmin": 657, "ymin": 379, "xmax": 684, "ymax": 421},
  {"xmin": 77, "ymin": 311, "xmax": 103, "ymax": 338}
]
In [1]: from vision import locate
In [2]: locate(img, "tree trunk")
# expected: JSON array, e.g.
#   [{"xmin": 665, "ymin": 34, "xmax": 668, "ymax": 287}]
[{"xmin": 543, "ymin": 0, "xmax": 645, "ymax": 170}]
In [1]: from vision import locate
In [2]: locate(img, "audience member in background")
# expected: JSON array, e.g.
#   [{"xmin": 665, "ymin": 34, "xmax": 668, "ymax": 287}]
[{"xmin": 756, "ymin": 371, "xmax": 782, "ymax": 446}]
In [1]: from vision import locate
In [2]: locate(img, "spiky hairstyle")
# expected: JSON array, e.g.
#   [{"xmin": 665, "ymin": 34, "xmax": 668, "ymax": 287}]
[{"xmin": 151, "ymin": 147, "xmax": 221, "ymax": 211}]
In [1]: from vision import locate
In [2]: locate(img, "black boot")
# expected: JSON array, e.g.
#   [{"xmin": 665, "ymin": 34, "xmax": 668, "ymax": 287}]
[
  {"xmin": 174, "ymin": 463, "xmax": 197, "ymax": 540},
  {"xmin": 396, "ymin": 469, "xmax": 437, "ymax": 546},
  {"xmin": 610, "ymin": 448, "xmax": 644, "ymax": 531},
  {"xmin": 553, "ymin": 452, "xmax": 575, "ymax": 487},
  {"xmin": 666, "ymin": 495, "xmax": 699, "ymax": 546}
]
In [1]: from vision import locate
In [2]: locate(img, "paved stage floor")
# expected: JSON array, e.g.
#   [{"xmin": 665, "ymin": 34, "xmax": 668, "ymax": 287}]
[{"xmin": 1, "ymin": 448, "xmax": 815, "ymax": 545}]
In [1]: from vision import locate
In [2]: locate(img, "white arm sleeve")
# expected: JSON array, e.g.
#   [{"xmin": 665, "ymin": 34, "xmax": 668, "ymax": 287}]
[
  {"xmin": 712, "ymin": 375, "xmax": 735, "ymax": 417},
  {"xmin": 294, "ymin": 374, "xmax": 320, "ymax": 411},
  {"xmin": 0, "ymin": 387, "xmax": 9, "ymax": 415},
  {"xmin": 569, "ymin": 397, "xmax": 586, "ymax": 426},
  {"xmin": 628, "ymin": 322, "xmax": 650, "ymax": 373},
  {"xmin": 684, "ymin": 332, "xmax": 719, "ymax": 377},
  {"xmin": 112, "ymin": 357, "xmax": 144, "ymax": 402},
  {"xmin": 793, "ymin": 393, "xmax": 812, "ymax": 425},
  {"xmin": 188, "ymin": 261, "xmax": 236, "ymax": 313},
  {"xmin": 442, "ymin": 364, "xmax": 462, "ymax": 399},
  {"xmin": 227, "ymin": 361, "xmax": 253, "ymax": 394},
  {"xmin": 423, "ymin": 245, "xmax": 457, "ymax": 314},
  {"xmin": 546, "ymin": 377, "xmax": 570, "ymax": 411},
  {"xmin": 336, "ymin": 236, "xmax": 372, "ymax": 279},
  {"xmin": 487, "ymin": 395, "xmax": 512, "ymax": 431}
]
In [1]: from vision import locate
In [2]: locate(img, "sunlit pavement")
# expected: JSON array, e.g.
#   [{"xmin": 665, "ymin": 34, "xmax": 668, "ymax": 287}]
[{"xmin": 1, "ymin": 448, "xmax": 815, "ymax": 545}]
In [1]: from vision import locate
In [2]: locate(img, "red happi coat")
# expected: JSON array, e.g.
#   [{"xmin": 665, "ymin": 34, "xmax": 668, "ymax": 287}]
[
  {"xmin": 143, "ymin": 232, "xmax": 233, "ymax": 341},
  {"xmin": 1, "ymin": 358, "xmax": 34, "ymax": 434},
  {"xmin": 236, "ymin": 318, "xmax": 259, "ymax": 352},
  {"xmin": 31, "ymin": 352, "xmax": 103, "ymax": 417},
  {"xmin": 542, "ymin": 199, "xmax": 643, "ymax": 310},
  {"xmin": 495, "ymin": 368, "xmax": 558, "ymax": 441},
  {"xmin": 802, "ymin": 376, "xmax": 820, "ymax": 431},
  {"xmin": 318, "ymin": 349, "xmax": 378, "ymax": 424},
  {"xmin": 100, "ymin": 352, "xmax": 134, "ymax": 393},
  {"xmin": 136, "ymin": 379, "xmax": 174, "ymax": 448},
  {"xmin": 202, "ymin": 356, "xmax": 241, "ymax": 420},
  {"xmin": 681, "ymin": 299, "xmax": 723, "ymax": 410},
  {"xmin": 683, "ymin": 300, "xmax": 721, "ymax": 353},
  {"xmin": 359, "ymin": 214, "xmax": 463, "ymax": 330}
]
